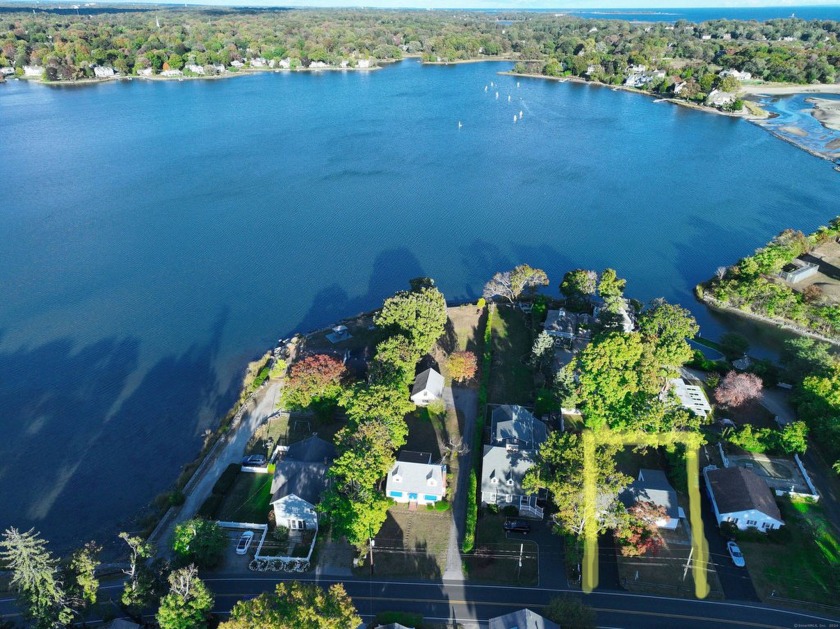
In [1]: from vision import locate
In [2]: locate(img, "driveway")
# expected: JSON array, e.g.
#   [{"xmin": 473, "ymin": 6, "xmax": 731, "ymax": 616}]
[{"xmin": 443, "ymin": 386, "xmax": 477, "ymax": 581}]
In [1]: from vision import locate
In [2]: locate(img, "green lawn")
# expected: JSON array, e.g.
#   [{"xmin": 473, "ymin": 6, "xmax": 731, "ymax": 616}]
[
  {"xmin": 488, "ymin": 306, "xmax": 535, "ymax": 405},
  {"xmin": 215, "ymin": 473, "xmax": 273, "ymax": 524},
  {"xmin": 404, "ymin": 409, "xmax": 444, "ymax": 460},
  {"xmin": 740, "ymin": 498, "xmax": 840, "ymax": 607},
  {"xmin": 464, "ymin": 513, "xmax": 538, "ymax": 585}
]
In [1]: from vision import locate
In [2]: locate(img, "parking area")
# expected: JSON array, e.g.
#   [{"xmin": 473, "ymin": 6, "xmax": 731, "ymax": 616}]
[
  {"xmin": 216, "ymin": 523, "xmax": 267, "ymax": 571},
  {"xmin": 727, "ymin": 453, "xmax": 814, "ymax": 496}
]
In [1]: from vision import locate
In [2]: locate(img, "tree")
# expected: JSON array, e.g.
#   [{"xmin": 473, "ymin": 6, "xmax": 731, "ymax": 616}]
[
  {"xmin": 119, "ymin": 532, "xmax": 158, "ymax": 617},
  {"xmin": 779, "ymin": 421, "xmax": 809, "ymax": 454},
  {"xmin": 530, "ymin": 330, "xmax": 555, "ymax": 373},
  {"xmin": 65, "ymin": 541, "xmax": 100, "ymax": 612},
  {"xmin": 524, "ymin": 432, "xmax": 630, "ymax": 536},
  {"xmin": 339, "ymin": 381, "xmax": 412, "ymax": 448},
  {"xmin": 553, "ymin": 364, "xmax": 580, "ymax": 410},
  {"xmin": 156, "ymin": 565, "xmax": 214, "ymax": 629},
  {"xmin": 449, "ymin": 350, "xmax": 478, "ymax": 382},
  {"xmin": 638, "ymin": 299, "xmax": 699, "ymax": 378},
  {"xmin": 714, "ymin": 371, "xmax": 763, "ymax": 407},
  {"xmin": 283, "ymin": 354, "xmax": 346, "ymax": 409},
  {"xmin": 0, "ymin": 528, "xmax": 73, "ymax": 629},
  {"xmin": 720, "ymin": 332, "xmax": 750, "ymax": 360},
  {"xmin": 483, "ymin": 264, "xmax": 549, "ymax": 303},
  {"xmin": 318, "ymin": 488, "xmax": 390, "ymax": 549},
  {"xmin": 221, "ymin": 582, "xmax": 361, "ymax": 629},
  {"xmin": 560, "ymin": 269, "xmax": 598, "ymax": 310},
  {"xmin": 375, "ymin": 285, "xmax": 447, "ymax": 355},
  {"xmin": 544, "ymin": 595, "xmax": 597, "ymax": 629},
  {"xmin": 372, "ymin": 334, "xmax": 420, "ymax": 381},
  {"xmin": 172, "ymin": 518, "xmax": 227, "ymax": 569},
  {"xmin": 615, "ymin": 501, "xmax": 666, "ymax": 557},
  {"xmin": 597, "ymin": 268, "xmax": 627, "ymax": 312}
]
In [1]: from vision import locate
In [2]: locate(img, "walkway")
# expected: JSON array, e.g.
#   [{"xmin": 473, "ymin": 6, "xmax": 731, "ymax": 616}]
[
  {"xmin": 442, "ymin": 386, "xmax": 478, "ymax": 581},
  {"xmin": 151, "ymin": 381, "xmax": 281, "ymax": 554}
]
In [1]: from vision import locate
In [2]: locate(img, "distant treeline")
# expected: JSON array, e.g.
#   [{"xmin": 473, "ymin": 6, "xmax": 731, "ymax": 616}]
[{"xmin": 1, "ymin": 7, "xmax": 838, "ymax": 90}]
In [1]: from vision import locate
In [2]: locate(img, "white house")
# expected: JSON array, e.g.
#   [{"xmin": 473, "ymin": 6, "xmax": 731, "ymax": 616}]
[
  {"xmin": 667, "ymin": 378, "xmax": 712, "ymax": 417},
  {"xmin": 410, "ymin": 367, "xmax": 444, "ymax": 406},
  {"xmin": 92, "ymin": 65, "xmax": 115, "ymax": 78},
  {"xmin": 720, "ymin": 68, "xmax": 752, "ymax": 81},
  {"xmin": 357, "ymin": 58, "xmax": 372, "ymax": 69},
  {"xmin": 481, "ymin": 445, "xmax": 543, "ymax": 518},
  {"xmin": 620, "ymin": 468, "xmax": 683, "ymax": 530},
  {"xmin": 489, "ymin": 609, "xmax": 559, "ymax": 629},
  {"xmin": 138, "ymin": 67, "xmax": 154, "ymax": 76},
  {"xmin": 385, "ymin": 451, "xmax": 446, "ymax": 505},
  {"xmin": 160, "ymin": 69, "xmax": 183, "ymax": 77},
  {"xmin": 309, "ymin": 61, "xmax": 328, "ymax": 69},
  {"xmin": 23, "ymin": 65, "xmax": 44, "ymax": 78},
  {"xmin": 270, "ymin": 436, "xmax": 336, "ymax": 530},
  {"xmin": 704, "ymin": 466, "xmax": 784, "ymax": 531},
  {"xmin": 707, "ymin": 89, "xmax": 735, "ymax": 107},
  {"xmin": 185, "ymin": 64, "xmax": 205, "ymax": 75},
  {"xmin": 278, "ymin": 58, "xmax": 292, "ymax": 69}
]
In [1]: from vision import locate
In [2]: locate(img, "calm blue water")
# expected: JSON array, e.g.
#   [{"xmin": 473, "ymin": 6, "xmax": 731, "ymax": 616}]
[
  {"xmin": 1, "ymin": 61, "xmax": 838, "ymax": 550},
  {"xmin": 756, "ymin": 93, "xmax": 840, "ymax": 162}
]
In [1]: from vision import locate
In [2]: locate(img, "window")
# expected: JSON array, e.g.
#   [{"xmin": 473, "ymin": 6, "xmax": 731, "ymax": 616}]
[
  {"xmin": 424, "ymin": 494, "xmax": 438, "ymax": 502},
  {"xmin": 289, "ymin": 519, "xmax": 306, "ymax": 530},
  {"xmin": 505, "ymin": 494, "xmax": 512, "ymax": 503},
  {"xmin": 746, "ymin": 519, "xmax": 757, "ymax": 526},
  {"xmin": 389, "ymin": 491, "xmax": 403, "ymax": 498}
]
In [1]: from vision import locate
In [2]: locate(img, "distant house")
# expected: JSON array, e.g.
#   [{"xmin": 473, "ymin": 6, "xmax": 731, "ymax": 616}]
[
  {"xmin": 250, "ymin": 57, "xmax": 268, "ymax": 68},
  {"xmin": 620, "ymin": 468, "xmax": 682, "ymax": 530},
  {"xmin": 410, "ymin": 367, "xmax": 444, "ymax": 406},
  {"xmin": 481, "ymin": 445, "xmax": 542, "ymax": 518},
  {"xmin": 309, "ymin": 61, "xmax": 328, "ymax": 69},
  {"xmin": 160, "ymin": 69, "xmax": 183, "ymax": 77},
  {"xmin": 489, "ymin": 608, "xmax": 559, "ymax": 629},
  {"xmin": 138, "ymin": 67, "xmax": 154, "ymax": 76},
  {"xmin": 185, "ymin": 64, "xmax": 205, "ymax": 75},
  {"xmin": 385, "ymin": 451, "xmax": 446, "ymax": 505},
  {"xmin": 270, "ymin": 436, "xmax": 336, "ymax": 531},
  {"xmin": 707, "ymin": 90, "xmax": 735, "ymax": 107},
  {"xmin": 92, "ymin": 65, "xmax": 115, "ymax": 78},
  {"xmin": 703, "ymin": 466, "xmax": 784, "ymax": 531},
  {"xmin": 23, "ymin": 65, "xmax": 44, "ymax": 78},
  {"xmin": 0, "ymin": 67, "xmax": 16, "ymax": 76},
  {"xmin": 231, "ymin": 60, "xmax": 244, "ymax": 68},
  {"xmin": 356, "ymin": 58, "xmax": 372, "ymax": 69},
  {"xmin": 666, "ymin": 378, "xmax": 712, "ymax": 417},
  {"xmin": 491, "ymin": 405, "xmax": 547, "ymax": 450},
  {"xmin": 779, "ymin": 259, "xmax": 819, "ymax": 284},
  {"xmin": 720, "ymin": 68, "xmax": 752, "ymax": 81},
  {"xmin": 278, "ymin": 58, "xmax": 292, "ymax": 69}
]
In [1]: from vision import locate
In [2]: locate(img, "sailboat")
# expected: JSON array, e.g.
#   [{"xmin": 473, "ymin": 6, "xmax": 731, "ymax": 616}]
[
  {"xmin": 517, "ymin": 81, "xmax": 520, "ymax": 88},
  {"xmin": 496, "ymin": 91, "xmax": 499, "ymax": 99},
  {"xmin": 514, "ymin": 114, "xmax": 517, "ymax": 123},
  {"xmin": 458, "ymin": 121, "xmax": 463, "ymax": 129},
  {"xmin": 484, "ymin": 85, "xmax": 488, "ymax": 92},
  {"xmin": 508, "ymin": 95, "xmax": 511, "ymax": 102}
]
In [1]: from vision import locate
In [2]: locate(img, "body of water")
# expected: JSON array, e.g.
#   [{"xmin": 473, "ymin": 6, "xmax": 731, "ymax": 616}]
[{"xmin": 1, "ymin": 61, "xmax": 838, "ymax": 550}]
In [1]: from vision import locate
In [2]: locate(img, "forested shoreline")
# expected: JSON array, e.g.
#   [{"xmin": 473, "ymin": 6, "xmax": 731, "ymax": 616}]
[{"xmin": 1, "ymin": 7, "xmax": 838, "ymax": 106}]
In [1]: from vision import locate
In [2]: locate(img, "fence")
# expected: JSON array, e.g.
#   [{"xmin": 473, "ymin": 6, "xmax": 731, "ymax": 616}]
[{"xmin": 793, "ymin": 453, "xmax": 821, "ymax": 501}]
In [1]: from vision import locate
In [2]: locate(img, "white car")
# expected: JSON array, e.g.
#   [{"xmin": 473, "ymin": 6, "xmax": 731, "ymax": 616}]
[
  {"xmin": 727, "ymin": 541, "xmax": 745, "ymax": 568},
  {"xmin": 236, "ymin": 530, "xmax": 254, "ymax": 555}
]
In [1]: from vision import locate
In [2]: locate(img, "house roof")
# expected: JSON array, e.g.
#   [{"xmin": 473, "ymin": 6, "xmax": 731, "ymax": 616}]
[
  {"xmin": 480, "ymin": 445, "xmax": 535, "ymax": 497},
  {"xmin": 620, "ymin": 468, "xmax": 679, "ymax": 520},
  {"xmin": 106, "ymin": 621, "xmax": 141, "ymax": 629},
  {"xmin": 668, "ymin": 378, "xmax": 712, "ymax": 417},
  {"xmin": 270, "ymin": 460, "xmax": 330, "ymax": 506},
  {"xmin": 544, "ymin": 309, "xmax": 576, "ymax": 337},
  {"xmin": 412, "ymin": 367, "xmax": 444, "ymax": 397},
  {"xmin": 386, "ymin": 455, "xmax": 445, "ymax": 497},
  {"xmin": 286, "ymin": 435, "xmax": 336, "ymax": 464},
  {"xmin": 488, "ymin": 608, "xmax": 560, "ymax": 629},
  {"xmin": 491, "ymin": 405, "xmax": 547, "ymax": 450},
  {"xmin": 707, "ymin": 467, "xmax": 782, "ymax": 521}
]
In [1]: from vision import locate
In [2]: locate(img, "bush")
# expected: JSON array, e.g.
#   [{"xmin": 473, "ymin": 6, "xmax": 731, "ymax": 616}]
[
  {"xmin": 213, "ymin": 464, "xmax": 241, "ymax": 495},
  {"xmin": 434, "ymin": 500, "xmax": 451, "ymax": 512},
  {"xmin": 544, "ymin": 595, "xmax": 596, "ymax": 629},
  {"xmin": 168, "ymin": 490, "xmax": 185, "ymax": 507},
  {"xmin": 197, "ymin": 494, "xmax": 222, "ymax": 519},
  {"xmin": 172, "ymin": 518, "xmax": 227, "ymax": 569},
  {"xmin": 462, "ymin": 471, "xmax": 478, "ymax": 553},
  {"xmin": 501, "ymin": 506, "xmax": 519, "ymax": 517}
]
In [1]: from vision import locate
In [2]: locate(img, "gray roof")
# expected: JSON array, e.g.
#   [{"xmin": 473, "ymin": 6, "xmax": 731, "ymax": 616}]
[
  {"xmin": 481, "ymin": 445, "xmax": 535, "ymax": 498},
  {"xmin": 107, "ymin": 621, "xmax": 141, "ymax": 629},
  {"xmin": 386, "ymin": 455, "xmax": 445, "ymax": 497},
  {"xmin": 707, "ymin": 467, "xmax": 782, "ymax": 521},
  {"xmin": 270, "ymin": 460, "xmax": 330, "ymax": 506},
  {"xmin": 491, "ymin": 405, "xmax": 547, "ymax": 450},
  {"xmin": 489, "ymin": 608, "xmax": 560, "ymax": 629},
  {"xmin": 411, "ymin": 367, "xmax": 444, "ymax": 397},
  {"xmin": 544, "ymin": 309, "xmax": 576, "ymax": 338},
  {"xmin": 620, "ymin": 468, "xmax": 679, "ymax": 520},
  {"xmin": 286, "ymin": 435, "xmax": 336, "ymax": 464}
]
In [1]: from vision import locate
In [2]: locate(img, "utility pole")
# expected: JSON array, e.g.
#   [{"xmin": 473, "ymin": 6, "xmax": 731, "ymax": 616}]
[
  {"xmin": 369, "ymin": 538, "xmax": 375, "ymax": 576},
  {"xmin": 517, "ymin": 543, "xmax": 523, "ymax": 581},
  {"xmin": 682, "ymin": 545, "xmax": 694, "ymax": 581}
]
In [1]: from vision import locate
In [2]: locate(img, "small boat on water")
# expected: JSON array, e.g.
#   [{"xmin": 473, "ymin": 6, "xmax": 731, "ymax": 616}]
[
  {"xmin": 484, "ymin": 85, "xmax": 488, "ymax": 92},
  {"xmin": 508, "ymin": 95, "xmax": 511, "ymax": 102},
  {"xmin": 513, "ymin": 115, "xmax": 517, "ymax": 123},
  {"xmin": 517, "ymin": 82, "xmax": 520, "ymax": 88},
  {"xmin": 496, "ymin": 92, "xmax": 499, "ymax": 99},
  {"xmin": 458, "ymin": 121, "xmax": 463, "ymax": 129}
]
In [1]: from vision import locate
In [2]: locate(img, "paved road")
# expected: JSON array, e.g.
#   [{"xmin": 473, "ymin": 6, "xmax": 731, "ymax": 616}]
[{"xmin": 443, "ymin": 386, "xmax": 478, "ymax": 581}]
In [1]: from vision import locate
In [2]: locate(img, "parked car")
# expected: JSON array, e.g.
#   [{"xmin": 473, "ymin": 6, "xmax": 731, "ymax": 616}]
[
  {"xmin": 727, "ymin": 541, "xmax": 745, "ymax": 567},
  {"xmin": 236, "ymin": 531, "xmax": 254, "ymax": 555},
  {"xmin": 242, "ymin": 454, "xmax": 267, "ymax": 467},
  {"xmin": 503, "ymin": 519, "xmax": 531, "ymax": 534}
]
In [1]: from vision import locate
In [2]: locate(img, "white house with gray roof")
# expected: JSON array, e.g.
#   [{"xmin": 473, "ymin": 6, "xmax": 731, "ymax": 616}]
[
  {"xmin": 270, "ymin": 436, "xmax": 336, "ymax": 531},
  {"xmin": 489, "ymin": 608, "xmax": 559, "ymax": 629},
  {"xmin": 481, "ymin": 446, "xmax": 542, "ymax": 518},
  {"xmin": 410, "ymin": 367, "xmax": 444, "ymax": 406},
  {"xmin": 491, "ymin": 405, "xmax": 547, "ymax": 450},
  {"xmin": 666, "ymin": 378, "xmax": 712, "ymax": 418},
  {"xmin": 619, "ymin": 468, "xmax": 682, "ymax": 530},
  {"xmin": 385, "ymin": 451, "xmax": 446, "ymax": 505}
]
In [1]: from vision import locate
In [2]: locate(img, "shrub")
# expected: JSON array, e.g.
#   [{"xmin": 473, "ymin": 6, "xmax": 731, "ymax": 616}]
[
  {"xmin": 544, "ymin": 595, "xmax": 596, "ymax": 629},
  {"xmin": 213, "ymin": 464, "xmax": 241, "ymax": 495},
  {"xmin": 462, "ymin": 471, "xmax": 478, "ymax": 553},
  {"xmin": 172, "ymin": 518, "xmax": 227, "ymax": 569},
  {"xmin": 197, "ymin": 494, "xmax": 222, "ymax": 519},
  {"xmin": 168, "ymin": 490, "xmax": 185, "ymax": 507},
  {"xmin": 434, "ymin": 500, "xmax": 451, "ymax": 512}
]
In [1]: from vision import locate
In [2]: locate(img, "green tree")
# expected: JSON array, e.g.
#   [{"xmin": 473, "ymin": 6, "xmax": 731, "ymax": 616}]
[
  {"xmin": 221, "ymin": 582, "xmax": 361, "ymax": 629},
  {"xmin": 524, "ymin": 432, "xmax": 630, "ymax": 536},
  {"xmin": 156, "ymin": 565, "xmax": 214, "ymax": 629},
  {"xmin": 339, "ymin": 381, "xmax": 412, "ymax": 448},
  {"xmin": 372, "ymin": 334, "xmax": 420, "ymax": 380},
  {"xmin": 638, "ymin": 299, "xmax": 699, "ymax": 380},
  {"xmin": 720, "ymin": 332, "xmax": 749, "ymax": 360},
  {"xmin": 544, "ymin": 595, "xmax": 596, "ymax": 629},
  {"xmin": 553, "ymin": 364, "xmax": 580, "ymax": 409},
  {"xmin": 119, "ymin": 532, "xmax": 157, "ymax": 617},
  {"xmin": 319, "ymin": 486, "xmax": 390, "ymax": 549},
  {"xmin": 172, "ymin": 518, "xmax": 227, "ymax": 569},
  {"xmin": 483, "ymin": 264, "xmax": 549, "ymax": 304},
  {"xmin": 0, "ymin": 528, "xmax": 73, "ymax": 629},
  {"xmin": 375, "ymin": 284, "xmax": 447, "ymax": 355},
  {"xmin": 597, "ymin": 268, "xmax": 627, "ymax": 313},
  {"xmin": 779, "ymin": 421, "xmax": 809, "ymax": 454},
  {"xmin": 65, "ymin": 541, "xmax": 100, "ymax": 612},
  {"xmin": 560, "ymin": 269, "xmax": 598, "ymax": 310}
]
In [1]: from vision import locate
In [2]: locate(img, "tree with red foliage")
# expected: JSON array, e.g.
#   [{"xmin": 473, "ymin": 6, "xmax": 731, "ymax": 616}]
[
  {"xmin": 615, "ymin": 501, "xmax": 666, "ymax": 557},
  {"xmin": 714, "ymin": 371, "xmax": 763, "ymax": 408},
  {"xmin": 283, "ymin": 354, "xmax": 346, "ymax": 409},
  {"xmin": 448, "ymin": 351, "xmax": 478, "ymax": 383}
]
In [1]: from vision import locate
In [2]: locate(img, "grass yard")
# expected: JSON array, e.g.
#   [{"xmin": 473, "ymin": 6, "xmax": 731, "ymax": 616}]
[
  {"xmin": 740, "ymin": 498, "xmax": 840, "ymax": 608},
  {"xmin": 246, "ymin": 415, "xmax": 288, "ymax": 455},
  {"xmin": 358, "ymin": 506, "xmax": 451, "ymax": 579},
  {"xmin": 464, "ymin": 513, "xmax": 538, "ymax": 585},
  {"xmin": 215, "ymin": 473, "xmax": 273, "ymax": 524},
  {"xmin": 405, "ymin": 409, "xmax": 444, "ymax": 460},
  {"xmin": 488, "ymin": 306, "xmax": 535, "ymax": 405},
  {"xmin": 447, "ymin": 304, "xmax": 483, "ymax": 354},
  {"xmin": 616, "ymin": 529, "xmax": 724, "ymax": 600}
]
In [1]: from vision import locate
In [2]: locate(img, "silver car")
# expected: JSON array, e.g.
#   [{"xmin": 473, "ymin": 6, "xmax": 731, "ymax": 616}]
[{"xmin": 727, "ymin": 541, "xmax": 746, "ymax": 567}]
